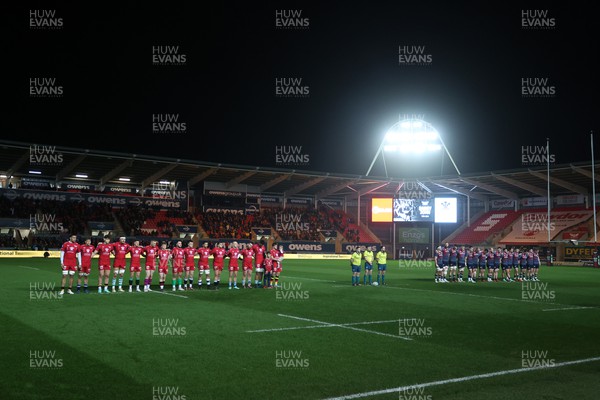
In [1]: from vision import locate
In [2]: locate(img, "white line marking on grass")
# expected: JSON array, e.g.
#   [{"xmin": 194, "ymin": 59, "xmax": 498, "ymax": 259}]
[
  {"xmin": 247, "ymin": 319, "xmax": 400, "ymax": 333},
  {"xmin": 322, "ymin": 356, "xmax": 600, "ymax": 400},
  {"xmin": 285, "ymin": 276, "xmax": 337, "ymax": 283},
  {"xmin": 278, "ymin": 314, "xmax": 412, "ymax": 341},
  {"xmin": 148, "ymin": 290, "xmax": 188, "ymax": 299},
  {"xmin": 17, "ymin": 265, "xmax": 40, "ymax": 270},
  {"xmin": 542, "ymin": 306, "xmax": 596, "ymax": 312}
]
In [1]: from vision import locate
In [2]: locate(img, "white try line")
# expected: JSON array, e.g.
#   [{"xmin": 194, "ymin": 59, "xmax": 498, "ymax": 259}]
[
  {"xmin": 17, "ymin": 265, "xmax": 40, "ymax": 270},
  {"xmin": 148, "ymin": 290, "xmax": 188, "ymax": 299},
  {"xmin": 322, "ymin": 356, "xmax": 600, "ymax": 400},
  {"xmin": 542, "ymin": 306, "xmax": 596, "ymax": 312},
  {"xmin": 247, "ymin": 319, "xmax": 400, "ymax": 333},
  {"xmin": 278, "ymin": 314, "xmax": 412, "ymax": 341}
]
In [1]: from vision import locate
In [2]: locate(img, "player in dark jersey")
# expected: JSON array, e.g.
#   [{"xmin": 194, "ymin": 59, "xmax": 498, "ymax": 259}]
[
  {"xmin": 434, "ymin": 247, "xmax": 444, "ymax": 283},
  {"xmin": 457, "ymin": 246, "xmax": 466, "ymax": 282},
  {"xmin": 512, "ymin": 248, "xmax": 521, "ymax": 282},
  {"xmin": 502, "ymin": 247, "xmax": 513, "ymax": 282},
  {"xmin": 532, "ymin": 249, "xmax": 541, "ymax": 281},
  {"xmin": 478, "ymin": 248, "xmax": 488, "ymax": 282},
  {"xmin": 441, "ymin": 244, "xmax": 450, "ymax": 282},
  {"xmin": 467, "ymin": 247, "xmax": 477, "ymax": 283}
]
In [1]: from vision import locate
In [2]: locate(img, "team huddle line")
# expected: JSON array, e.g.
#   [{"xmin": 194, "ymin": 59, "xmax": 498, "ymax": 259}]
[{"xmin": 58, "ymin": 235, "xmax": 283, "ymax": 295}]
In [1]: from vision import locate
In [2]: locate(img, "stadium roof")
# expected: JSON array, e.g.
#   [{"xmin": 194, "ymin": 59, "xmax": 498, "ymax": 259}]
[{"xmin": 1, "ymin": 140, "xmax": 598, "ymax": 201}]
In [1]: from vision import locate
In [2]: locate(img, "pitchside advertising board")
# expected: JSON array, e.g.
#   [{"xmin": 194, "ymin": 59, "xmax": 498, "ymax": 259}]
[
  {"xmin": 278, "ymin": 241, "xmax": 336, "ymax": 253},
  {"xmin": 0, "ymin": 188, "xmax": 188, "ymax": 210},
  {"xmin": 564, "ymin": 246, "xmax": 597, "ymax": 261},
  {"xmin": 341, "ymin": 242, "xmax": 380, "ymax": 253},
  {"xmin": 397, "ymin": 227, "xmax": 430, "ymax": 244}
]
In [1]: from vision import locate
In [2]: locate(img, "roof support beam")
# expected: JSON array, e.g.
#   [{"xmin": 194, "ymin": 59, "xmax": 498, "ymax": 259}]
[
  {"xmin": 459, "ymin": 177, "xmax": 519, "ymax": 200},
  {"xmin": 140, "ymin": 164, "xmax": 179, "ymax": 191},
  {"xmin": 260, "ymin": 174, "xmax": 291, "ymax": 191},
  {"xmin": 99, "ymin": 159, "xmax": 133, "ymax": 186},
  {"xmin": 429, "ymin": 180, "xmax": 489, "ymax": 201},
  {"xmin": 284, "ymin": 177, "xmax": 326, "ymax": 197},
  {"xmin": 491, "ymin": 173, "xmax": 547, "ymax": 197},
  {"xmin": 528, "ymin": 169, "xmax": 588, "ymax": 195},
  {"xmin": 188, "ymin": 168, "xmax": 218, "ymax": 187},
  {"xmin": 225, "ymin": 170, "xmax": 257, "ymax": 189},
  {"xmin": 55, "ymin": 154, "xmax": 87, "ymax": 181},
  {"xmin": 570, "ymin": 164, "xmax": 600, "ymax": 182}
]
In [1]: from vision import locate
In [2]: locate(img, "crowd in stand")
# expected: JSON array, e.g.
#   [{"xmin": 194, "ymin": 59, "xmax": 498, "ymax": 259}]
[
  {"xmin": 345, "ymin": 228, "xmax": 360, "ymax": 242},
  {"xmin": 196, "ymin": 211, "xmax": 254, "ymax": 239}
]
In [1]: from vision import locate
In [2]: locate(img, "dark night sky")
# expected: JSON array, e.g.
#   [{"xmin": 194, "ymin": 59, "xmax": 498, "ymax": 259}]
[{"xmin": 5, "ymin": 2, "xmax": 598, "ymax": 177}]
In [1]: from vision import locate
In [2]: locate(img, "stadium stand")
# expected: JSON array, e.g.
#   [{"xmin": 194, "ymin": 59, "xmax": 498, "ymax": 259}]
[{"xmin": 451, "ymin": 210, "xmax": 523, "ymax": 245}]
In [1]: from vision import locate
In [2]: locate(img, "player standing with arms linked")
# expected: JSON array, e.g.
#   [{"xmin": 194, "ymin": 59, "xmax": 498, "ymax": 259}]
[
  {"xmin": 241, "ymin": 243, "xmax": 255, "ymax": 288},
  {"xmin": 59, "ymin": 234, "xmax": 81, "ymax": 295},
  {"xmin": 252, "ymin": 240, "xmax": 266, "ymax": 288},
  {"xmin": 183, "ymin": 241, "xmax": 197, "ymax": 290},
  {"xmin": 94, "ymin": 235, "xmax": 113, "ymax": 293},
  {"xmin": 128, "ymin": 240, "xmax": 144, "ymax": 292},
  {"xmin": 212, "ymin": 243, "xmax": 226, "ymax": 290},
  {"xmin": 77, "ymin": 238, "xmax": 95, "ymax": 293},
  {"xmin": 157, "ymin": 242, "xmax": 171, "ymax": 291},
  {"xmin": 226, "ymin": 242, "xmax": 241, "ymax": 290},
  {"xmin": 143, "ymin": 240, "xmax": 159, "ymax": 292},
  {"xmin": 171, "ymin": 240, "xmax": 185, "ymax": 291},
  {"xmin": 111, "ymin": 237, "xmax": 130, "ymax": 292},
  {"xmin": 196, "ymin": 242, "xmax": 212, "ymax": 289}
]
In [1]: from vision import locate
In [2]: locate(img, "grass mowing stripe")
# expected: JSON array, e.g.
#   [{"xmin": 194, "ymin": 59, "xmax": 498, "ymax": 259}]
[
  {"xmin": 322, "ymin": 356, "xmax": 600, "ymax": 400},
  {"xmin": 278, "ymin": 313, "xmax": 413, "ymax": 341}
]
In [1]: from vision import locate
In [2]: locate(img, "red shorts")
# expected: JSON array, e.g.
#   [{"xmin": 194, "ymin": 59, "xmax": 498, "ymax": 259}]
[
  {"xmin": 243, "ymin": 265, "xmax": 253, "ymax": 271},
  {"xmin": 273, "ymin": 267, "xmax": 282, "ymax": 273},
  {"xmin": 265, "ymin": 268, "xmax": 272, "ymax": 273},
  {"xmin": 98, "ymin": 263, "xmax": 111, "ymax": 271},
  {"xmin": 62, "ymin": 265, "xmax": 77, "ymax": 271},
  {"xmin": 130, "ymin": 266, "xmax": 141, "ymax": 273},
  {"xmin": 80, "ymin": 266, "xmax": 91, "ymax": 274},
  {"xmin": 159, "ymin": 267, "xmax": 169, "ymax": 274},
  {"xmin": 185, "ymin": 266, "xmax": 195, "ymax": 271},
  {"xmin": 173, "ymin": 267, "xmax": 184, "ymax": 274},
  {"xmin": 198, "ymin": 264, "xmax": 210, "ymax": 270},
  {"xmin": 228, "ymin": 266, "xmax": 239, "ymax": 272},
  {"xmin": 113, "ymin": 260, "xmax": 126, "ymax": 268},
  {"xmin": 145, "ymin": 265, "xmax": 155, "ymax": 271},
  {"xmin": 213, "ymin": 265, "xmax": 223, "ymax": 271}
]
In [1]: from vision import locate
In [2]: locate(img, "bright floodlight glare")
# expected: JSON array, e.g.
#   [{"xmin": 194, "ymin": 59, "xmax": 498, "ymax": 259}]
[
  {"xmin": 118, "ymin": 177, "xmax": 130, "ymax": 182},
  {"xmin": 159, "ymin": 180, "xmax": 170, "ymax": 184},
  {"xmin": 383, "ymin": 118, "xmax": 442, "ymax": 153},
  {"xmin": 75, "ymin": 174, "xmax": 88, "ymax": 178},
  {"xmin": 29, "ymin": 170, "xmax": 42, "ymax": 175},
  {"xmin": 400, "ymin": 121, "xmax": 411, "ymax": 128},
  {"xmin": 412, "ymin": 121, "xmax": 423, "ymax": 128}
]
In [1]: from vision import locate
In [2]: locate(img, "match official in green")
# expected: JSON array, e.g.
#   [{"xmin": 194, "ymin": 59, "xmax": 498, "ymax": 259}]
[
  {"xmin": 376, "ymin": 246, "xmax": 387, "ymax": 285},
  {"xmin": 351, "ymin": 247, "xmax": 362, "ymax": 286},
  {"xmin": 362, "ymin": 245, "xmax": 374, "ymax": 285}
]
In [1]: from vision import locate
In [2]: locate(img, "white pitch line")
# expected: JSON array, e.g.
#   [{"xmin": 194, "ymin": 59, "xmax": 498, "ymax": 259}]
[
  {"xmin": 247, "ymin": 319, "xmax": 400, "ymax": 333},
  {"xmin": 148, "ymin": 290, "xmax": 188, "ymax": 299},
  {"xmin": 278, "ymin": 314, "xmax": 412, "ymax": 341},
  {"xmin": 322, "ymin": 356, "xmax": 600, "ymax": 400},
  {"xmin": 542, "ymin": 306, "xmax": 595, "ymax": 312},
  {"xmin": 285, "ymin": 276, "xmax": 337, "ymax": 283},
  {"xmin": 17, "ymin": 265, "xmax": 40, "ymax": 270}
]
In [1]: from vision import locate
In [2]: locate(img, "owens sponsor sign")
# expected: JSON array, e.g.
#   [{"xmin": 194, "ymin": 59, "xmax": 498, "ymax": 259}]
[
  {"xmin": 278, "ymin": 242, "xmax": 335, "ymax": 253},
  {"xmin": 0, "ymin": 188, "xmax": 187, "ymax": 210},
  {"xmin": 342, "ymin": 243, "xmax": 380, "ymax": 253}
]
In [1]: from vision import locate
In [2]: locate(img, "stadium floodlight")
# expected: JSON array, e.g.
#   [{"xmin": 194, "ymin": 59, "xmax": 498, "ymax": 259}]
[
  {"xmin": 29, "ymin": 170, "xmax": 42, "ymax": 175},
  {"xmin": 118, "ymin": 177, "xmax": 130, "ymax": 182},
  {"xmin": 75, "ymin": 174, "xmax": 88, "ymax": 178},
  {"xmin": 159, "ymin": 180, "xmax": 170, "ymax": 185},
  {"xmin": 366, "ymin": 117, "xmax": 461, "ymax": 177}
]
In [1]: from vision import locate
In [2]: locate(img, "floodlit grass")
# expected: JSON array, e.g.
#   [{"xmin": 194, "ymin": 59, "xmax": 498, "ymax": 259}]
[{"xmin": 1, "ymin": 258, "xmax": 600, "ymax": 399}]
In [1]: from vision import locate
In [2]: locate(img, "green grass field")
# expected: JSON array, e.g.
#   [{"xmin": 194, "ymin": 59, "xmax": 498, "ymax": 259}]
[{"xmin": 2, "ymin": 257, "xmax": 600, "ymax": 400}]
